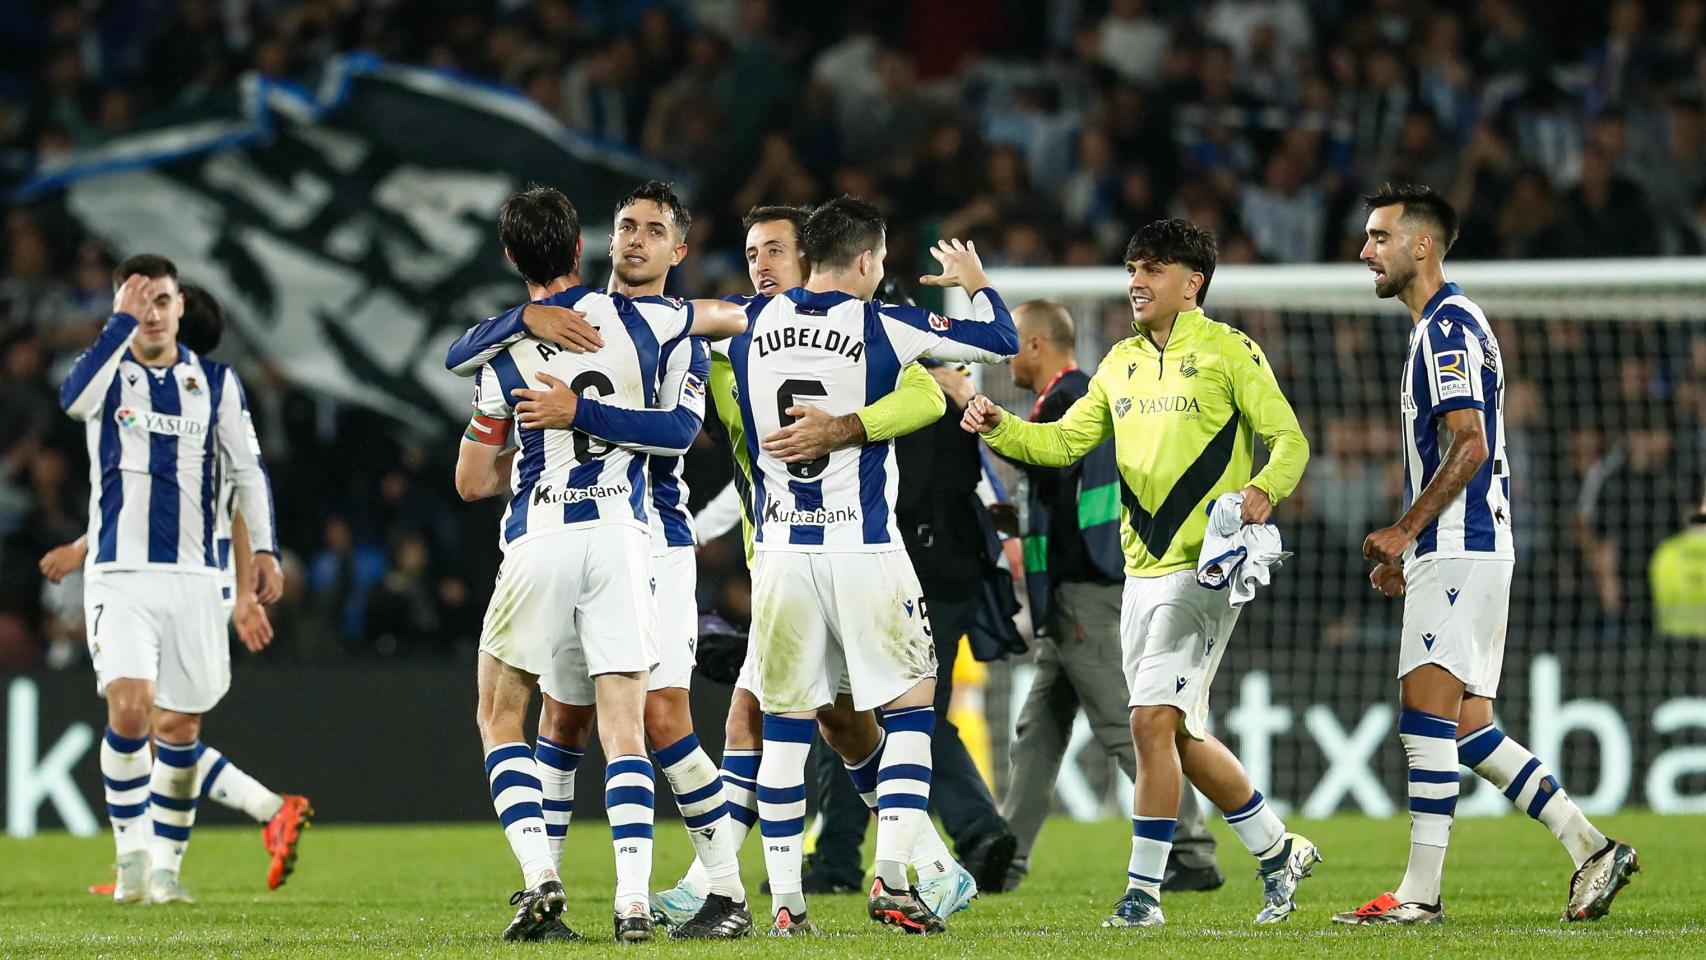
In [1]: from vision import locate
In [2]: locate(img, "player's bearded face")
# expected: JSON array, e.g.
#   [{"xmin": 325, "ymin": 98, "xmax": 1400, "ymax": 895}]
[
  {"xmin": 611, "ymin": 202, "xmax": 684, "ymax": 286},
  {"xmin": 1362, "ymin": 207, "xmax": 1416, "ymax": 299}
]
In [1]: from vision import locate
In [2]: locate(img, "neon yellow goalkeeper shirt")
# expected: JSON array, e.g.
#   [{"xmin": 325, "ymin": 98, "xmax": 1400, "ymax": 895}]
[
  {"xmin": 983, "ymin": 307, "xmax": 1309, "ymax": 578},
  {"xmin": 708, "ymin": 356, "xmax": 946, "ymax": 567}
]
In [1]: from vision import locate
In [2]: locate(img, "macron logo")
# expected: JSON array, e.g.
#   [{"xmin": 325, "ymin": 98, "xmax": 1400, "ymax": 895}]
[
  {"xmin": 1445, "ymin": 588, "xmax": 1460, "ymax": 606},
  {"xmin": 1422, "ymin": 633, "xmax": 1436, "ymax": 650},
  {"xmin": 1175, "ymin": 677, "xmax": 1188, "ymax": 693}
]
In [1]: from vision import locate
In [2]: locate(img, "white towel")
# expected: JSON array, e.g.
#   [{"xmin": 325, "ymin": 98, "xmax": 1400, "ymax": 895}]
[{"xmin": 1195, "ymin": 492, "xmax": 1290, "ymax": 607}]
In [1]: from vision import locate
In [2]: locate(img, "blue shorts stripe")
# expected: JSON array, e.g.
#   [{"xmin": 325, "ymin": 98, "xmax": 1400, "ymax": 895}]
[
  {"xmin": 875, "ymin": 763, "xmax": 933, "ymax": 785},
  {"xmin": 760, "ymin": 816, "xmax": 806, "ymax": 837},
  {"xmin": 1504, "ymin": 757, "xmax": 1541, "ymax": 802},
  {"xmin": 876, "ymin": 794, "xmax": 931, "ymax": 811},
  {"xmin": 498, "ymin": 801, "xmax": 544, "ymax": 829},
  {"xmin": 611, "ymin": 822, "xmax": 654, "ymax": 841},
  {"xmin": 1409, "ymin": 796, "xmax": 1459, "ymax": 816},
  {"xmin": 756, "ymin": 784, "xmax": 807, "ymax": 804},
  {"xmin": 606, "ymin": 786, "xmax": 655, "ymax": 809}
]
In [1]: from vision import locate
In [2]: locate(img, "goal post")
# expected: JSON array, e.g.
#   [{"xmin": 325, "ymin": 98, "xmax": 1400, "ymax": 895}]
[{"xmin": 950, "ymin": 259, "xmax": 1706, "ymax": 817}]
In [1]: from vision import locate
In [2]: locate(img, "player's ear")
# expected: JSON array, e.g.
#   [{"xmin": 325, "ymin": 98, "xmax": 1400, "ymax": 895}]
[{"xmin": 672, "ymin": 242, "xmax": 686, "ymax": 267}]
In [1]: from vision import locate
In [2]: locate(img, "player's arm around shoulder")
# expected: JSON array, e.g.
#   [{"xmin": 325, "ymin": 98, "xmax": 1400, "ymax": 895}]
[
  {"xmin": 859, "ymin": 362, "xmax": 948, "ymax": 442},
  {"xmin": 1222, "ymin": 325, "xmax": 1309, "ymax": 504}
]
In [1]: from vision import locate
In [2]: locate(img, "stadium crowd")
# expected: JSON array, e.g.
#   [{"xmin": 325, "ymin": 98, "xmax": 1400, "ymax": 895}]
[{"xmin": 1, "ymin": 0, "xmax": 1705, "ymax": 668}]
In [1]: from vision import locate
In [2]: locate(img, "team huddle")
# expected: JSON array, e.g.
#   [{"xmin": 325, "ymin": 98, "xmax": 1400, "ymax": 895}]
[{"xmin": 61, "ymin": 179, "xmax": 1638, "ymax": 939}]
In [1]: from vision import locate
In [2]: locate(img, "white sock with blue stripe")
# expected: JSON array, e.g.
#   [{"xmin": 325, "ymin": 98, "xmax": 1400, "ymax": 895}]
[
  {"xmin": 657, "ymin": 734, "xmax": 743, "ymax": 900},
  {"xmin": 606, "ymin": 755, "xmax": 656, "ymax": 911},
  {"xmin": 758, "ymin": 715, "xmax": 813, "ymax": 917},
  {"xmin": 1127, "ymin": 816, "xmax": 1175, "ymax": 898},
  {"xmin": 1222, "ymin": 790, "xmax": 1287, "ymax": 861},
  {"xmin": 681, "ymin": 748, "xmax": 760, "ymax": 898},
  {"xmin": 534, "ymin": 736, "xmax": 582, "ymax": 870},
  {"xmin": 1395, "ymin": 708, "xmax": 1459, "ymax": 906},
  {"xmin": 484, "ymin": 742, "xmax": 556, "ymax": 888},
  {"xmin": 874, "ymin": 706, "xmax": 934, "ymax": 891},
  {"xmin": 148, "ymin": 739, "xmax": 201, "ymax": 875},
  {"xmin": 1458, "ymin": 724, "xmax": 1606, "ymax": 868},
  {"xmin": 847, "ymin": 727, "xmax": 955, "ymax": 882},
  {"xmin": 195, "ymin": 744, "xmax": 283, "ymax": 823},
  {"xmin": 101, "ymin": 728, "xmax": 151, "ymax": 857}
]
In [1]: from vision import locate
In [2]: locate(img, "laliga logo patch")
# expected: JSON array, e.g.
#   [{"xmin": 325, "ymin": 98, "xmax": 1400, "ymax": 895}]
[
  {"xmin": 927, "ymin": 312, "xmax": 950, "ymax": 331},
  {"xmin": 1114, "ymin": 397, "xmax": 1132, "ymax": 418}
]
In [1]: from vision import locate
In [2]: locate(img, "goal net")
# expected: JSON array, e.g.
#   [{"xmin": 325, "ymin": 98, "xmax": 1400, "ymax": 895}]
[{"xmin": 948, "ymin": 260, "xmax": 1706, "ymax": 819}]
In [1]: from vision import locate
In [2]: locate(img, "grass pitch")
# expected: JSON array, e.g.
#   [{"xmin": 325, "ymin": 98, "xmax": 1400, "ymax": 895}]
[{"xmin": 1, "ymin": 811, "xmax": 1699, "ymax": 959}]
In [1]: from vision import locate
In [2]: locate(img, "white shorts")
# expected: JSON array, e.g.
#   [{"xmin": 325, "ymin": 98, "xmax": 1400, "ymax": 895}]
[
  {"xmin": 749, "ymin": 550, "xmax": 936, "ymax": 714},
  {"xmin": 1121, "ymin": 571, "xmax": 1240, "ymax": 740},
  {"xmin": 734, "ymin": 630, "xmax": 854, "ymax": 700},
  {"xmin": 649, "ymin": 546, "xmax": 696, "ymax": 692},
  {"xmin": 1398, "ymin": 555, "xmax": 1512, "ymax": 698},
  {"xmin": 479, "ymin": 526, "xmax": 659, "ymax": 707},
  {"xmin": 85, "ymin": 570, "xmax": 230, "ymax": 714}
]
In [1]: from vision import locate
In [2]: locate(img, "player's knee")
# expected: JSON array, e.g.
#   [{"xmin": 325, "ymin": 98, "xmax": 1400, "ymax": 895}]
[
  {"xmin": 643, "ymin": 697, "xmax": 692, "ymax": 749},
  {"xmin": 539, "ymin": 699, "xmax": 593, "ymax": 747},
  {"xmin": 106, "ymin": 698, "xmax": 150, "ymax": 739},
  {"xmin": 1129, "ymin": 705, "xmax": 1179, "ymax": 745},
  {"xmin": 724, "ymin": 691, "xmax": 762, "ymax": 749},
  {"xmin": 153, "ymin": 711, "xmax": 199, "ymax": 745}
]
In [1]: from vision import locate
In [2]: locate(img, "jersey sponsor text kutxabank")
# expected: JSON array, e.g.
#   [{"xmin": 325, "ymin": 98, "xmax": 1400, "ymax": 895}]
[{"xmin": 720, "ymin": 287, "xmax": 1016, "ymax": 552}]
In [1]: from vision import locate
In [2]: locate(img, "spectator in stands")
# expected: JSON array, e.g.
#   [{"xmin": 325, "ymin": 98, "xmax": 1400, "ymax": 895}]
[{"xmin": 1650, "ymin": 484, "xmax": 1706, "ymax": 640}]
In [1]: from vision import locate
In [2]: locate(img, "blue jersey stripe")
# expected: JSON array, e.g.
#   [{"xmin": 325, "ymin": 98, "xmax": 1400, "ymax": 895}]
[
  {"xmin": 859, "ymin": 303, "xmax": 901, "ymax": 544},
  {"xmin": 650, "ymin": 455, "xmax": 694, "ymax": 547},
  {"xmin": 562, "ymin": 458, "xmax": 604, "ymax": 525},
  {"xmin": 490, "ymin": 353, "xmax": 541, "ymax": 543},
  {"xmin": 146, "ymin": 368, "xmax": 182, "ymax": 563},
  {"xmin": 96, "ymin": 378, "xmax": 124, "ymax": 563},
  {"xmin": 787, "ymin": 479, "xmax": 824, "ymax": 545},
  {"xmin": 1408, "ymin": 337, "xmax": 1440, "ymax": 556},
  {"xmin": 199, "ymin": 360, "xmax": 224, "ymax": 567},
  {"xmin": 625, "ymin": 454, "xmax": 647, "ymax": 524}
]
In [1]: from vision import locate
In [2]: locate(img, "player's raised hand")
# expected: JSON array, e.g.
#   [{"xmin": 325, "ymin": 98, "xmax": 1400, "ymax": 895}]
[
  {"xmin": 112, "ymin": 273, "xmax": 153, "ymax": 318},
  {"xmin": 523, "ymin": 304, "xmax": 602, "ymax": 353},
  {"xmin": 253, "ymin": 552, "xmax": 284, "ymax": 604},
  {"xmin": 513, "ymin": 372, "xmax": 579, "ymax": 430},
  {"xmin": 233, "ymin": 593, "xmax": 274, "ymax": 651},
  {"xmin": 961, "ymin": 394, "xmax": 1004, "ymax": 434},
  {"xmin": 1370, "ymin": 562, "xmax": 1406, "ymax": 598},
  {"xmin": 919, "ymin": 238, "xmax": 992, "ymax": 292},
  {"xmin": 39, "ymin": 540, "xmax": 88, "ymax": 583},
  {"xmin": 763, "ymin": 405, "xmax": 860, "ymax": 461}
]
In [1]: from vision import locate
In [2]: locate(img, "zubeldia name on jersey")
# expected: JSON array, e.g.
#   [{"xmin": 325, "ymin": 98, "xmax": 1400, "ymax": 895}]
[{"xmin": 753, "ymin": 324, "xmax": 865, "ymax": 362}]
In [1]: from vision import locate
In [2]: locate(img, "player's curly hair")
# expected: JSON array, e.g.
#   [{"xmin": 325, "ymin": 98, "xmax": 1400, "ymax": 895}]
[
  {"xmin": 616, "ymin": 180, "xmax": 692, "ymax": 241},
  {"xmin": 802, "ymin": 195, "xmax": 886, "ymax": 272},
  {"xmin": 498, "ymin": 184, "xmax": 580, "ymax": 286},
  {"xmin": 1365, "ymin": 182, "xmax": 1460, "ymax": 254},
  {"xmin": 1125, "ymin": 219, "xmax": 1218, "ymax": 307}
]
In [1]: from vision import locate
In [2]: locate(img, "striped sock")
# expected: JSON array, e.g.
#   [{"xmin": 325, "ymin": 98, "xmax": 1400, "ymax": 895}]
[
  {"xmin": 1222, "ymin": 790, "xmax": 1286, "ymax": 861},
  {"xmin": 149, "ymin": 739, "xmax": 201, "ymax": 875},
  {"xmin": 1127, "ymin": 816, "xmax": 1175, "ymax": 897},
  {"xmin": 195, "ymin": 744, "xmax": 284, "ymax": 823},
  {"xmin": 682, "ymin": 748, "xmax": 760, "ymax": 897},
  {"xmin": 1395, "ymin": 708, "xmax": 1459, "ymax": 906},
  {"xmin": 606, "ymin": 755, "xmax": 656, "ymax": 911},
  {"xmin": 484, "ymin": 742, "xmax": 555, "ymax": 888},
  {"xmin": 874, "ymin": 706, "xmax": 934, "ymax": 891},
  {"xmin": 842, "ymin": 731, "xmax": 950, "ymax": 881},
  {"xmin": 657, "ymin": 734, "xmax": 742, "ymax": 900},
  {"xmin": 535, "ymin": 736, "xmax": 582, "ymax": 870},
  {"xmin": 1458, "ymin": 724, "xmax": 1607, "ymax": 868},
  {"xmin": 101, "ymin": 728, "xmax": 151, "ymax": 857},
  {"xmin": 758, "ymin": 715, "xmax": 813, "ymax": 917}
]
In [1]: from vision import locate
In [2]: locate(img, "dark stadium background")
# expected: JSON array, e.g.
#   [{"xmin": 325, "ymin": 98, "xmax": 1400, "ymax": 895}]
[{"xmin": 2, "ymin": 0, "xmax": 1704, "ymax": 829}]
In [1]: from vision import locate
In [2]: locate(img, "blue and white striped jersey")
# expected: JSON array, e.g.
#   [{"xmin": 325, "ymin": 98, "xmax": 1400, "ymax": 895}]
[
  {"xmin": 721, "ymin": 287, "xmax": 1017, "ymax": 553},
  {"xmin": 454, "ymin": 286, "xmax": 701, "ymax": 550},
  {"xmin": 60, "ymin": 312, "xmax": 279, "ymax": 575},
  {"xmin": 447, "ymin": 290, "xmax": 709, "ymax": 552},
  {"xmin": 1400, "ymin": 282, "xmax": 1514, "ymax": 561}
]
